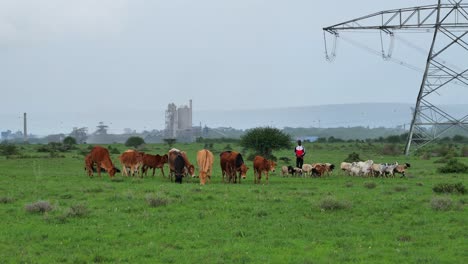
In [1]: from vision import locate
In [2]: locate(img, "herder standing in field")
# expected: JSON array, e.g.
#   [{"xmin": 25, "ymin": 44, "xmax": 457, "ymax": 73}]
[{"xmin": 294, "ymin": 140, "xmax": 306, "ymax": 169}]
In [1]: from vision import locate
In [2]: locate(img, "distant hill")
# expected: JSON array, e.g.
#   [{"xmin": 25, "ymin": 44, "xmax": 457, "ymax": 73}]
[{"xmin": 194, "ymin": 103, "xmax": 468, "ymax": 130}]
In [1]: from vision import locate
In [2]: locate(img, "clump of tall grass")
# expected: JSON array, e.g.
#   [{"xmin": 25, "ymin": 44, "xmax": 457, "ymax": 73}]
[
  {"xmin": 394, "ymin": 185, "xmax": 408, "ymax": 192},
  {"xmin": 433, "ymin": 182, "xmax": 466, "ymax": 194},
  {"xmin": 437, "ymin": 159, "xmax": 468, "ymax": 173},
  {"xmin": 364, "ymin": 182, "xmax": 377, "ymax": 189},
  {"xmin": 319, "ymin": 196, "xmax": 351, "ymax": 211},
  {"xmin": 430, "ymin": 197, "xmax": 453, "ymax": 211},
  {"xmin": 0, "ymin": 196, "xmax": 15, "ymax": 204},
  {"xmin": 25, "ymin": 200, "xmax": 53, "ymax": 213},
  {"xmin": 65, "ymin": 204, "xmax": 89, "ymax": 218},
  {"xmin": 146, "ymin": 194, "xmax": 169, "ymax": 207}
]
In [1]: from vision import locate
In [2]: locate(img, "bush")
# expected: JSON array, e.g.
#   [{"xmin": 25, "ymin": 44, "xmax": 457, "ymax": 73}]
[
  {"xmin": 344, "ymin": 152, "xmax": 361, "ymax": 163},
  {"xmin": 25, "ymin": 201, "xmax": 53, "ymax": 213},
  {"xmin": 433, "ymin": 182, "xmax": 466, "ymax": 194},
  {"xmin": 437, "ymin": 159, "xmax": 468, "ymax": 174},
  {"xmin": 381, "ymin": 144, "xmax": 401, "ymax": 155},
  {"xmin": 394, "ymin": 185, "xmax": 408, "ymax": 192},
  {"xmin": 430, "ymin": 197, "xmax": 453, "ymax": 211},
  {"xmin": 0, "ymin": 144, "xmax": 19, "ymax": 156},
  {"xmin": 108, "ymin": 145, "xmax": 120, "ymax": 154},
  {"xmin": 63, "ymin": 136, "xmax": 77, "ymax": 146},
  {"xmin": 461, "ymin": 146, "xmax": 468, "ymax": 157},
  {"xmin": 125, "ymin": 136, "xmax": 145, "ymax": 148},
  {"xmin": 364, "ymin": 182, "xmax": 377, "ymax": 189},
  {"xmin": 0, "ymin": 196, "xmax": 15, "ymax": 204},
  {"xmin": 319, "ymin": 196, "xmax": 351, "ymax": 211},
  {"xmin": 279, "ymin": 157, "xmax": 291, "ymax": 163},
  {"xmin": 37, "ymin": 142, "xmax": 71, "ymax": 153},
  {"xmin": 146, "ymin": 194, "xmax": 169, "ymax": 207},
  {"xmin": 65, "ymin": 204, "xmax": 89, "ymax": 218}
]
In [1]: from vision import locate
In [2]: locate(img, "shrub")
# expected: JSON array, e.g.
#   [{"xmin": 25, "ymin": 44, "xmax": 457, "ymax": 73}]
[
  {"xmin": 63, "ymin": 136, "xmax": 77, "ymax": 146},
  {"xmin": 437, "ymin": 159, "xmax": 468, "ymax": 174},
  {"xmin": 364, "ymin": 182, "xmax": 377, "ymax": 189},
  {"xmin": 65, "ymin": 204, "xmax": 89, "ymax": 218},
  {"xmin": 279, "ymin": 157, "xmax": 291, "ymax": 163},
  {"xmin": 0, "ymin": 196, "xmax": 15, "ymax": 204},
  {"xmin": 381, "ymin": 144, "xmax": 401, "ymax": 156},
  {"xmin": 163, "ymin": 138, "xmax": 176, "ymax": 148},
  {"xmin": 394, "ymin": 185, "xmax": 408, "ymax": 192},
  {"xmin": 108, "ymin": 145, "xmax": 120, "ymax": 154},
  {"xmin": 344, "ymin": 152, "xmax": 361, "ymax": 163},
  {"xmin": 25, "ymin": 200, "xmax": 53, "ymax": 213},
  {"xmin": 146, "ymin": 194, "xmax": 169, "ymax": 207},
  {"xmin": 224, "ymin": 144, "xmax": 233, "ymax": 151},
  {"xmin": 461, "ymin": 146, "xmax": 468, "ymax": 157},
  {"xmin": 319, "ymin": 196, "xmax": 351, "ymax": 211},
  {"xmin": 0, "ymin": 144, "xmax": 19, "ymax": 156},
  {"xmin": 125, "ymin": 136, "xmax": 145, "ymax": 148},
  {"xmin": 433, "ymin": 182, "xmax": 466, "ymax": 194},
  {"xmin": 430, "ymin": 197, "xmax": 453, "ymax": 211}
]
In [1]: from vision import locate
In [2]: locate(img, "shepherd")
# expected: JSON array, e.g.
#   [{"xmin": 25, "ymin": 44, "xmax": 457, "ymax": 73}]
[{"xmin": 294, "ymin": 140, "xmax": 306, "ymax": 169}]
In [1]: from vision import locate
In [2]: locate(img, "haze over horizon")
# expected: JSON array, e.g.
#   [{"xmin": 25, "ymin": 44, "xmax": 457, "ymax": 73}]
[
  {"xmin": 1, "ymin": 0, "xmax": 467, "ymax": 135},
  {"xmin": 2, "ymin": 102, "xmax": 467, "ymax": 136}
]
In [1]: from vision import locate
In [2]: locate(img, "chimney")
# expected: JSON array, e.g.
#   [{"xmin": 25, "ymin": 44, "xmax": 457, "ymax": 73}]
[{"xmin": 23, "ymin": 112, "xmax": 28, "ymax": 142}]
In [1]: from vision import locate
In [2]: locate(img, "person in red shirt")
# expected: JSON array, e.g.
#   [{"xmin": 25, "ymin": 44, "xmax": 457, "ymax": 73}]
[{"xmin": 294, "ymin": 140, "xmax": 305, "ymax": 169}]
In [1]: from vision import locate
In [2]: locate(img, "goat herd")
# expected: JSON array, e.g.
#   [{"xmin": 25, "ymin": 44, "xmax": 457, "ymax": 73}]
[{"xmin": 84, "ymin": 146, "xmax": 411, "ymax": 185}]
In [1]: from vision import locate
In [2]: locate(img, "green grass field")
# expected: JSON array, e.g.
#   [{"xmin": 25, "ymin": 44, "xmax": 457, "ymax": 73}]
[{"xmin": 0, "ymin": 142, "xmax": 466, "ymax": 263}]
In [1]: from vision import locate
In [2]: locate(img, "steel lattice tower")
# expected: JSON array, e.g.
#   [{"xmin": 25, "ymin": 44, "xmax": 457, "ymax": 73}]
[{"xmin": 323, "ymin": 0, "xmax": 468, "ymax": 155}]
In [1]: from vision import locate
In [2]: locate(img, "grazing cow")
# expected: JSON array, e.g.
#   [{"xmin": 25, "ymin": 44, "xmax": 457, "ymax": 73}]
[
  {"xmin": 87, "ymin": 146, "xmax": 120, "ymax": 178},
  {"xmin": 84, "ymin": 154, "xmax": 96, "ymax": 177},
  {"xmin": 220, "ymin": 151, "xmax": 249, "ymax": 183},
  {"xmin": 253, "ymin": 156, "xmax": 276, "ymax": 184},
  {"xmin": 119, "ymin": 150, "xmax": 144, "ymax": 177},
  {"xmin": 174, "ymin": 154, "xmax": 186, "ymax": 184},
  {"xmin": 168, "ymin": 148, "xmax": 195, "ymax": 182},
  {"xmin": 311, "ymin": 163, "xmax": 327, "ymax": 177},
  {"xmin": 302, "ymin": 164, "xmax": 313, "ymax": 177},
  {"xmin": 141, "ymin": 154, "xmax": 168, "ymax": 177},
  {"xmin": 197, "ymin": 149, "xmax": 214, "ymax": 185}
]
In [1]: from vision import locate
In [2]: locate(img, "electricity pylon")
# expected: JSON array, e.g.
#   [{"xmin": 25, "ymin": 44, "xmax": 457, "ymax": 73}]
[{"xmin": 323, "ymin": 0, "xmax": 468, "ymax": 155}]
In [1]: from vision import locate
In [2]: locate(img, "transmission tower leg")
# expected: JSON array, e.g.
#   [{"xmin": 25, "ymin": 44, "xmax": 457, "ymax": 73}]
[{"xmin": 405, "ymin": 2, "xmax": 441, "ymax": 156}]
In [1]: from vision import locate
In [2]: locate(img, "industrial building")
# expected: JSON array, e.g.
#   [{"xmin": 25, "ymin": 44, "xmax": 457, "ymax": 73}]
[{"xmin": 164, "ymin": 100, "xmax": 199, "ymax": 142}]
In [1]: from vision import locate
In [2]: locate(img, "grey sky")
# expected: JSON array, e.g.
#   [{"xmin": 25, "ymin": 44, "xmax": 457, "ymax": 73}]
[{"xmin": 1, "ymin": 0, "xmax": 466, "ymax": 135}]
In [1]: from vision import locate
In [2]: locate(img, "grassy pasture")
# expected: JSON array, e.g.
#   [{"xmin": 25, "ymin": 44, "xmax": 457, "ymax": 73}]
[{"xmin": 0, "ymin": 142, "xmax": 466, "ymax": 263}]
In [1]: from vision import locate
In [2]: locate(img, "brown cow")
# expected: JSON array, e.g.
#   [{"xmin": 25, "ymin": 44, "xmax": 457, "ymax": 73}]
[
  {"xmin": 141, "ymin": 154, "xmax": 168, "ymax": 177},
  {"xmin": 84, "ymin": 154, "xmax": 95, "ymax": 177},
  {"xmin": 197, "ymin": 149, "xmax": 214, "ymax": 185},
  {"xmin": 253, "ymin": 155, "xmax": 276, "ymax": 184},
  {"xmin": 168, "ymin": 148, "xmax": 195, "ymax": 182},
  {"xmin": 119, "ymin": 150, "xmax": 144, "ymax": 177},
  {"xmin": 311, "ymin": 163, "xmax": 327, "ymax": 177},
  {"xmin": 220, "ymin": 151, "xmax": 248, "ymax": 183},
  {"xmin": 87, "ymin": 146, "xmax": 119, "ymax": 178}
]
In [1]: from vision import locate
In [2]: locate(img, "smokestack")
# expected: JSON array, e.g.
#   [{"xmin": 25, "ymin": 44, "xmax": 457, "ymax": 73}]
[
  {"xmin": 23, "ymin": 112, "xmax": 28, "ymax": 142},
  {"xmin": 189, "ymin": 99, "xmax": 193, "ymax": 128}
]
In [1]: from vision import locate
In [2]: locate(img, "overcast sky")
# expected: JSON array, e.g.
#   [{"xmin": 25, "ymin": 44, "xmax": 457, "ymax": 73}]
[{"xmin": 1, "ymin": 0, "xmax": 466, "ymax": 135}]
